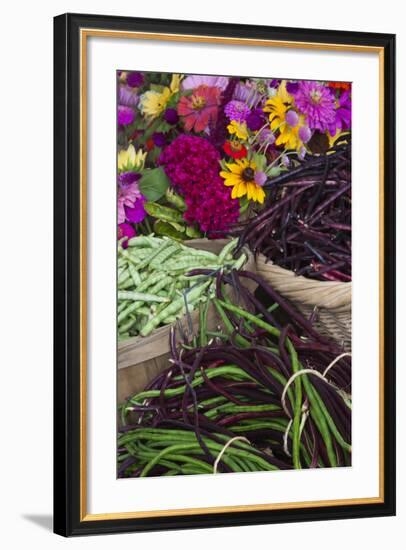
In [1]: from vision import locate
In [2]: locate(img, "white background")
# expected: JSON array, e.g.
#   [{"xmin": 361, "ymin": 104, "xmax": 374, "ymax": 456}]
[{"xmin": 0, "ymin": 0, "xmax": 402, "ymax": 548}]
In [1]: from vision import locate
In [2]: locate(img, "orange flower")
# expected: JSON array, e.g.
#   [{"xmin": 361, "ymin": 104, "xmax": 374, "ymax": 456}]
[
  {"xmin": 328, "ymin": 82, "xmax": 351, "ymax": 91},
  {"xmin": 177, "ymin": 85, "xmax": 220, "ymax": 132}
]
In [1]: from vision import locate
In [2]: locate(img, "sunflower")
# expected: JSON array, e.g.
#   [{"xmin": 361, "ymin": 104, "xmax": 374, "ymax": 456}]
[{"xmin": 220, "ymin": 158, "xmax": 266, "ymax": 204}]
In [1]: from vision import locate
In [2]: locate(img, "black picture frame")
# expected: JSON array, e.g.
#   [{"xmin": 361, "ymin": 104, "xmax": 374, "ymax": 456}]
[{"xmin": 54, "ymin": 12, "xmax": 396, "ymax": 537}]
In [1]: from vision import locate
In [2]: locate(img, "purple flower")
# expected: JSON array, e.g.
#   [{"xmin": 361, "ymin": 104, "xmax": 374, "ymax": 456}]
[
  {"xmin": 118, "ymin": 105, "xmax": 135, "ymax": 126},
  {"xmin": 246, "ymin": 109, "xmax": 264, "ymax": 131},
  {"xmin": 328, "ymin": 90, "xmax": 352, "ymax": 136},
  {"xmin": 118, "ymin": 172, "xmax": 141, "ymax": 186},
  {"xmin": 152, "ymin": 132, "xmax": 167, "ymax": 147},
  {"xmin": 224, "ymin": 100, "xmax": 251, "ymax": 123},
  {"xmin": 233, "ymin": 82, "xmax": 262, "ymax": 107},
  {"xmin": 258, "ymin": 129, "xmax": 275, "ymax": 145},
  {"xmin": 294, "ymin": 81, "xmax": 336, "ymax": 132},
  {"xmin": 119, "ymin": 85, "xmax": 139, "ymax": 107},
  {"xmin": 285, "ymin": 109, "xmax": 300, "ymax": 127},
  {"xmin": 126, "ymin": 71, "xmax": 144, "ymax": 88},
  {"xmin": 286, "ymin": 81, "xmax": 299, "ymax": 95},
  {"xmin": 254, "ymin": 171, "xmax": 267, "ymax": 186},
  {"xmin": 299, "ymin": 125, "xmax": 312, "ymax": 143},
  {"xmin": 282, "ymin": 155, "xmax": 290, "ymax": 167},
  {"xmin": 164, "ymin": 108, "xmax": 179, "ymax": 125}
]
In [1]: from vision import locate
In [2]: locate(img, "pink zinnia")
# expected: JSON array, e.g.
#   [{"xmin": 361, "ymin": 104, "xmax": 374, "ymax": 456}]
[
  {"xmin": 177, "ymin": 86, "xmax": 221, "ymax": 133},
  {"xmin": 117, "ymin": 172, "xmax": 144, "ymax": 224},
  {"xmin": 294, "ymin": 81, "xmax": 336, "ymax": 132},
  {"xmin": 181, "ymin": 74, "xmax": 229, "ymax": 91}
]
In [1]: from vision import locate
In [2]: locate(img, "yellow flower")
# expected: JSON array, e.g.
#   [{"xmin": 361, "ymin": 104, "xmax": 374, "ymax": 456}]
[
  {"xmin": 264, "ymin": 81, "xmax": 303, "ymax": 151},
  {"xmin": 220, "ymin": 158, "xmax": 265, "ymax": 204},
  {"xmin": 139, "ymin": 74, "xmax": 182, "ymax": 120},
  {"xmin": 139, "ymin": 87, "xmax": 172, "ymax": 119},
  {"xmin": 118, "ymin": 144, "xmax": 147, "ymax": 172},
  {"xmin": 170, "ymin": 73, "xmax": 182, "ymax": 93},
  {"xmin": 227, "ymin": 120, "xmax": 249, "ymax": 141}
]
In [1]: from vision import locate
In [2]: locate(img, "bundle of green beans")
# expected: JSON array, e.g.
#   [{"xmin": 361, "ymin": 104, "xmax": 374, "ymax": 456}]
[{"xmin": 117, "ymin": 236, "xmax": 246, "ymax": 340}]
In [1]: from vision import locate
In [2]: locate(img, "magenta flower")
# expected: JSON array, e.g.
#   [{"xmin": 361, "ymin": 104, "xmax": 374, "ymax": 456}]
[
  {"xmin": 294, "ymin": 81, "xmax": 336, "ymax": 132},
  {"xmin": 118, "ymin": 223, "xmax": 136, "ymax": 245},
  {"xmin": 118, "ymin": 105, "xmax": 135, "ymax": 126},
  {"xmin": 125, "ymin": 196, "xmax": 146, "ymax": 223},
  {"xmin": 159, "ymin": 135, "xmax": 221, "ymax": 193},
  {"xmin": 328, "ymin": 90, "xmax": 352, "ymax": 136},
  {"xmin": 159, "ymin": 135, "xmax": 239, "ymax": 234}
]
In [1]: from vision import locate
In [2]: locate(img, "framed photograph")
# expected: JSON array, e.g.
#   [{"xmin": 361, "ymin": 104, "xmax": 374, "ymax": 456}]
[{"xmin": 53, "ymin": 13, "xmax": 396, "ymax": 536}]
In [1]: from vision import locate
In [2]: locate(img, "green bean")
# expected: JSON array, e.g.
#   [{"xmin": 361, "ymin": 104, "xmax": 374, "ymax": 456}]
[
  {"xmin": 150, "ymin": 244, "xmax": 180, "ymax": 269},
  {"xmin": 127, "ymin": 235, "xmax": 162, "ymax": 248},
  {"xmin": 118, "ymin": 291, "xmax": 169, "ymax": 303},
  {"xmin": 128, "ymin": 264, "xmax": 141, "ymax": 286},
  {"xmin": 149, "ymin": 276, "xmax": 173, "ymax": 295},
  {"xmin": 140, "ymin": 281, "xmax": 210, "ymax": 336}
]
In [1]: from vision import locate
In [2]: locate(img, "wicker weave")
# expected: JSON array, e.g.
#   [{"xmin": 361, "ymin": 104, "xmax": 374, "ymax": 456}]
[{"xmin": 256, "ymin": 253, "xmax": 351, "ymax": 350}]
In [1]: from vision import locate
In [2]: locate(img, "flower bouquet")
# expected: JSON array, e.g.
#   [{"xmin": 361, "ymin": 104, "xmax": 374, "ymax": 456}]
[{"xmin": 117, "ymin": 72, "xmax": 351, "ymax": 246}]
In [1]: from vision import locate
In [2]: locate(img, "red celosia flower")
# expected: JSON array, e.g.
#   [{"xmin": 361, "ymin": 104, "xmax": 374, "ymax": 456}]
[
  {"xmin": 177, "ymin": 85, "xmax": 221, "ymax": 132},
  {"xmin": 223, "ymin": 140, "xmax": 247, "ymax": 159}
]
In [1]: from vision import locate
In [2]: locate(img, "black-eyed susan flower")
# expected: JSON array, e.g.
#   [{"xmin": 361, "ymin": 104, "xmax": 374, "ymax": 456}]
[{"xmin": 220, "ymin": 158, "xmax": 266, "ymax": 203}]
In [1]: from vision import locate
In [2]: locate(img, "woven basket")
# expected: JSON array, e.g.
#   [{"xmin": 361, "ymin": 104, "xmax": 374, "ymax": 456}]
[
  {"xmin": 256, "ymin": 253, "xmax": 351, "ymax": 350},
  {"xmin": 118, "ymin": 239, "xmax": 255, "ymax": 403}
]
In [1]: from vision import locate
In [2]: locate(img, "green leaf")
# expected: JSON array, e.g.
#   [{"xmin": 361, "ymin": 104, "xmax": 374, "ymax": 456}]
[
  {"xmin": 267, "ymin": 165, "xmax": 283, "ymax": 177},
  {"xmin": 153, "ymin": 220, "xmax": 187, "ymax": 241},
  {"xmin": 185, "ymin": 225, "xmax": 202, "ymax": 238},
  {"xmin": 138, "ymin": 167, "xmax": 170, "ymax": 201},
  {"xmin": 239, "ymin": 196, "xmax": 250, "ymax": 214},
  {"xmin": 252, "ymin": 153, "xmax": 267, "ymax": 171},
  {"xmin": 144, "ymin": 201, "xmax": 184, "ymax": 223}
]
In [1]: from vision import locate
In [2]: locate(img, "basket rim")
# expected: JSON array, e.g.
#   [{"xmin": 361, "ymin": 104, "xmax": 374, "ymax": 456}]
[{"xmin": 256, "ymin": 253, "xmax": 351, "ymax": 311}]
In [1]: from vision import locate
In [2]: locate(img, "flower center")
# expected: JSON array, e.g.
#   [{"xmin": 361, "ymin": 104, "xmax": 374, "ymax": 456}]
[
  {"xmin": 242, "ymin": 167, "xmax": 255, "ymax": 182},
  {"xmin": 231, "ymin": 141, "xmax": 242, "ymax": 151},
  {"xmin": 191, "ymin": 95, "xmax": 206, "ymax": 110},
  {"xmin": 310, "ymin": 90, "xmax": 322, "ymax": 104}
]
